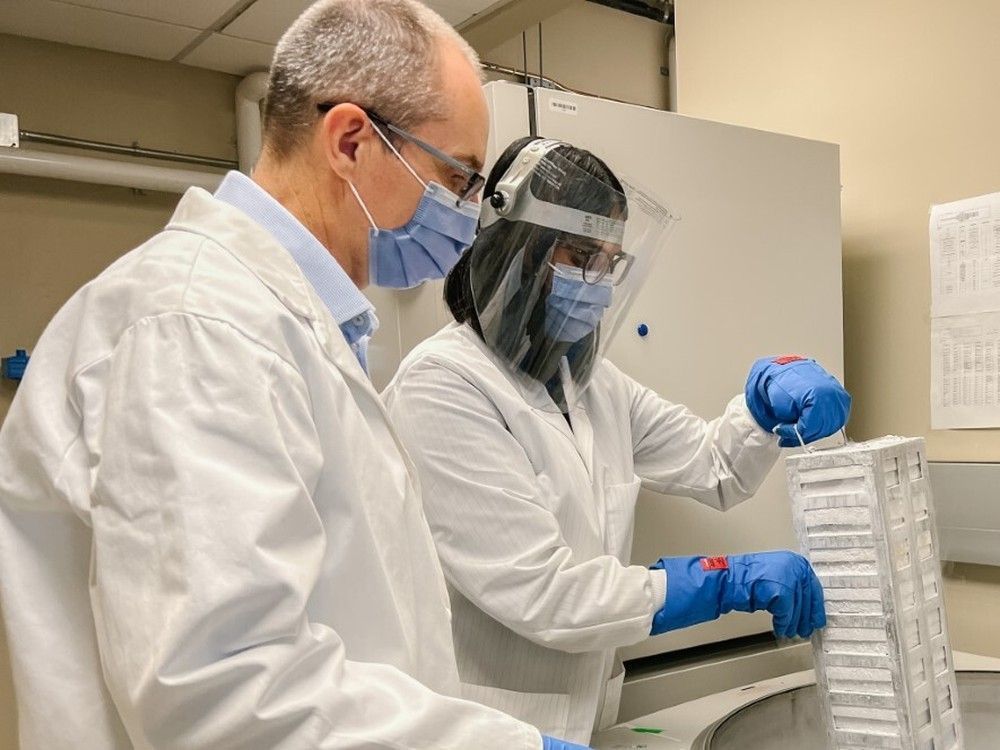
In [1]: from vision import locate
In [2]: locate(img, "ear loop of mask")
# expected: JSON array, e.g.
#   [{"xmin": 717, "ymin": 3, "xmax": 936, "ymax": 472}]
[
  {"xmin": 348, "ymin": 117, "xmax": 429, "ymax": 230},
  {"xmin": 349, "ymin": 182, "xmax": 378, "ymax": 230},
  {"xmin": 370, "ymin": 120, "xmax": 427, "ymax": 190}
]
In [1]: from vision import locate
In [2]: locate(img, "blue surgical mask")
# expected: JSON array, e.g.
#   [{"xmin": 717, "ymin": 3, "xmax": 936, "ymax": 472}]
[
  {"xmin": 349, "ymin": 130, "xmax": 480, "ymax": 289},
  {"xmin": 544, "ymin": 263, "xmax": 614, "ymax": 343}
]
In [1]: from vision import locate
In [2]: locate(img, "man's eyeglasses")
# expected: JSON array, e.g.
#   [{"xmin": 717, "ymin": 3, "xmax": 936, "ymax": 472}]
[{"xmin": 317, "ymin": 103, "xmax": 486, "ymax": 202}]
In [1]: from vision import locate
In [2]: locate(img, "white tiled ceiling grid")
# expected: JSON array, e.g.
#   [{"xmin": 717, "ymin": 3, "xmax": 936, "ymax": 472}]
[{"xmin": 0, "ymin": 0, "xmax": 503, "ymax": 76}]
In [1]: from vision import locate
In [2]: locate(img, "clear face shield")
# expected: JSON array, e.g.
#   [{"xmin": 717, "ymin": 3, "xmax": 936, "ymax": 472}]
[{"xmin": 469, "ymin": 140, "xmax": 677, "ymax": 412}]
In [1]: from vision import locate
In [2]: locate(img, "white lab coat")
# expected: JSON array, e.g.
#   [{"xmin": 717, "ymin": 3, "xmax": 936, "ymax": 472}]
[
  {"xmin": 0, "ymin": 190, "xmax": 541, "ymax": 750},
  {"xmin": 382, "ymin": 322, "xmax": 781, "ymax": 744}
]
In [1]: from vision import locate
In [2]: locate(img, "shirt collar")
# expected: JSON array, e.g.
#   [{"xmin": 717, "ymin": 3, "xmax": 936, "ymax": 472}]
[{"xmin": 214, "ymin": 171, "xmax": 377, "ymax": 339}]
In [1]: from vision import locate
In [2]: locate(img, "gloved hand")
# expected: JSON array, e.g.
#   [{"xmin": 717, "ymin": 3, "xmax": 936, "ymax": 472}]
[
  {"xmin": 745, "ymin": 355, "xmax": 851, "ymax": 448},
  {"xmin": 542, "ymin": 735, "xmax": 593, "ymax": 750},
  {"xmin": 650, "ymin": 551, "xmax": 826, "ymax": 639}
]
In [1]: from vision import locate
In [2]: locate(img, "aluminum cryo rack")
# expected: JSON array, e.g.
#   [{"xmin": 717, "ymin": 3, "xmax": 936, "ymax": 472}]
[{"xmin": 786, "ymin": 436, "xmax": 963, "ymax": 750}]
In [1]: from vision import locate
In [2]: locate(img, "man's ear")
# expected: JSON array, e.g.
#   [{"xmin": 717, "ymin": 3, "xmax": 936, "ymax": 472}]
[{"xmin": 320, "ymin": 103, "xmax": 374, "ymax": 181}]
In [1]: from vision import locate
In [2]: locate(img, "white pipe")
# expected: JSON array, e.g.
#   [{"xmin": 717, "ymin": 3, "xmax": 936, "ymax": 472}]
[
  {"xmin": 236, "ymin": 72, "xmax": 269, "ymax": 175},
  {"xmin": 0, "ymin": 148, "xmax": 223, "ymax": 193}
]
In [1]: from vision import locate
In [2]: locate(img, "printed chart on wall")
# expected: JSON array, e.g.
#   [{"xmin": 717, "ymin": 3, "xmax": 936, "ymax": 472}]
[{"xmin": 930, "ymin": 191, "xmax": 1000, "ymax": 428}]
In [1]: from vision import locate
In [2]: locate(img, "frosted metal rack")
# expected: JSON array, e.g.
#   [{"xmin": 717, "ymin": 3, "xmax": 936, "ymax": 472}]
[{"xmin": 786, "ymin": 436, "xmax": 963, "ymax": 750}]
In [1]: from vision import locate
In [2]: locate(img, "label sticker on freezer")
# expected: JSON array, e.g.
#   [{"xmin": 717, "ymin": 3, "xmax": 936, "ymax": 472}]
[{"xmin": 549, "ymin": 99, "xmax": 579, "ymax": 116}]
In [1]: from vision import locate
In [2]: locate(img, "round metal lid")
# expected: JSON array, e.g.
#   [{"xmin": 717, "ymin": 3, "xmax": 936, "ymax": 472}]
[{"xmin": 696, "ymin": 671, "xmax": 1000, "ymax": 749}]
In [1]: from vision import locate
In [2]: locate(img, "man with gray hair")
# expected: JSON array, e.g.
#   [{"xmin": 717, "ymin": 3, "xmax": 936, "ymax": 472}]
[{"xmin": 0, "ymin": 1, "xmax": 587, "ymax": 748}]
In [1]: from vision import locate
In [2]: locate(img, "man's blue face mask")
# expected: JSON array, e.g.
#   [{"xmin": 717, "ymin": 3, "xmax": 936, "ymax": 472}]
[
  {"xmin": 349, "ymin": 124, "xmax": 480, "ymax": 289},
  {"xmin": 544, "ymin": 263, "xmax": 614, "ymax": 343}
]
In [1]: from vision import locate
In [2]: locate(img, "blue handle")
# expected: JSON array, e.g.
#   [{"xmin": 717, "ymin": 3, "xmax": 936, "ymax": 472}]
[{"xmin": 2, "ymin": 349, "xmax": 30, "ymax": 382}]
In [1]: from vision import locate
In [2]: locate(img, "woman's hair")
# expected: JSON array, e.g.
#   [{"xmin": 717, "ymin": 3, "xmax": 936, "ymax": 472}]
[{"xmin": 444, "ymin": 137, "xmax": 626, "ymax": 334}]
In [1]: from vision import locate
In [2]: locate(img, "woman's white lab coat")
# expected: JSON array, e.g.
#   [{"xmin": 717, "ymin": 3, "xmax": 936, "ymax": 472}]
[
  {"xmin": 0, "ymin": 190, "xmax": 540, "ymax": 750},
  {"xmin": 382, "ymin": 322, "xmax": 781, "ymax": 744}
]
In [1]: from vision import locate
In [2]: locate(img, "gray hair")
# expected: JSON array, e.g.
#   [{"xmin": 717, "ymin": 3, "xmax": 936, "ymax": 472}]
[{"xmin": 263, "ymin": 0, "xmax": 481, "ymax": 156}]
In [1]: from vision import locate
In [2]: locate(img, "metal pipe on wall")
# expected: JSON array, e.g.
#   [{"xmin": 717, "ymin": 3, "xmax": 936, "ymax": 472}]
[
  {"xmin": 0, "ymin": 69, "xmax": 267, "ymax": 193},
  {"xmin": 0, "ymin": 147, "xmax": 223, "ymax": 194},
  {"xmin": 18, "ymin": 131, "xmax": 236, "ymax": 170},
  {"xmin": 479, "ymin": 61, "xmax": 571, "ymax": 91}
]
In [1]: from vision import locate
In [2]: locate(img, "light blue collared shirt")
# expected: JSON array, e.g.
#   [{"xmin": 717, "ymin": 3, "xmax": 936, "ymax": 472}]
[{"xmin": 214, "ymin": 171, "xmax": 378, "ymax": 372}]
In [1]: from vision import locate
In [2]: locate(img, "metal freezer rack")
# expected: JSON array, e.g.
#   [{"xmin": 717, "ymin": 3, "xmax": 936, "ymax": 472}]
[{"xmin": 786, "ymin": 436, "xmax": 963, "ymax": 750}]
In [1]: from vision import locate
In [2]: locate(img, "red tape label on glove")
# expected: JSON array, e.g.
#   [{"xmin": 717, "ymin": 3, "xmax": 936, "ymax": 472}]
[
  {"xmin": 700, "ymin": 556, "xmax": 729, "ymax": 571},
  {"xmin": 773, "ymin": 355, "xmax": 805, "ymax": 366}
]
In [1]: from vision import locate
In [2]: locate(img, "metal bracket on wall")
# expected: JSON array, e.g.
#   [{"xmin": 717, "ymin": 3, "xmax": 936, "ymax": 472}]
[{"xmin": 0, "ymin": 113, "xmax": 20, "ymax": 148}]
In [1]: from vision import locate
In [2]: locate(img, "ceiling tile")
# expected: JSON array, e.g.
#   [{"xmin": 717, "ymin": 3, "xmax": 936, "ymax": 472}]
[
  {"xmin": 452, "ymin": 0, "xmax": 501, "ymax": 12},
  {"xmin": 426, "ymin": 0, "xmax": 503, "ymax": 28},
  {"xmin": 223, "ymin": 0, "xmax": 314, "ymax": 44},
  {"xmin": 0, "ymin": 0, "xmax": 200, "ymax": 60},
  {"xmin": 225, "ymin": 0, "xmax": 506, "ymax": 43},
  {"xmin": 425, "ymin": 3, "xmax": 470, "ymax": 26},
  {"xmin": 179, "ymin": 33, "xmax": 274, "ymax": 76},
  {"xmin": 52, "ymin": 0, "xmax": 239, "ymax": 29}
]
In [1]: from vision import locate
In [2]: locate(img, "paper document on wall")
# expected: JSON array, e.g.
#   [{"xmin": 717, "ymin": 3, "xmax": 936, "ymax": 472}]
[
  {"xmin": 930, "ymin": 192, "xmax": 1000, "ymax": 317},
  {"xmin": 930, "ymin": 192, "xmax": 1000, "ymax": 428},
  {"xmin": 931, "ymin": 313, "xmax": 1000, "ymax": 428}
]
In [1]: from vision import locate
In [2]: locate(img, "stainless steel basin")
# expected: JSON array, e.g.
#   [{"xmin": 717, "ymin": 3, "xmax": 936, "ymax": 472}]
[{"xmin": 696, "ymin": 671, "xmax": 1000, "ymax": 749}]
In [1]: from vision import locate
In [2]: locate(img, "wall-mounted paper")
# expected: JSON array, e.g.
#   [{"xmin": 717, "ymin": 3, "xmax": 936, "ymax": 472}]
[
  {"xmin": 931, "ymin": 313, "xmax": 1000, "ymax": 428},
  {"xmin": 930, "ymin": 192, "xmax": 1000, "ymax": 428},
  {"xmin": 930, "ymin": 193, "xmax": 1000, "ymax": 318}
]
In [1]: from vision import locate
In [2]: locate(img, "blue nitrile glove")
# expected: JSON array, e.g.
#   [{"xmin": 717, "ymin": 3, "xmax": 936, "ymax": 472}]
[
  {"xmin": 745, "ymin": 355, "xmax": 851, "ymax": 448},
  {"xmin": 542, "ymin": 735, "xmax": 593, "ymax": 750},
  {"xmin": 650, "ymin": 552, "xmax": 826, "ymax": 639}
]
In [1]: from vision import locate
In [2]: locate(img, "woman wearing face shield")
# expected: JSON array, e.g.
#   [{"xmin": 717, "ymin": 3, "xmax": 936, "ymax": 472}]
[{"xmin": 383, "ymin": 137, "xmax": 851, "ymax": 747}]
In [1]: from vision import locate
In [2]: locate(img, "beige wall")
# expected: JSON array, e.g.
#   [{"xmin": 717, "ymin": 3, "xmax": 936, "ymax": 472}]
[
  {"xmin": 0, "ymin": 33, "xmax": 238, "ymax": 748},
  {"xmin": 941, "ymin": 563, "xmax": 1000, "ymax": 657},
  {"xmin": 480, "ymin": 2, "xmax": 670, "ymax": 111},
  {"xmin": 0, "ymin": 33, "xmax": 238, "ymax": 423},
  {"xmin": 673, "ymin": 0, "xmax": 1000, "ymax": 462},
  {"xmin": 673, "ymin": 0, "xmax": 1000, "ymax": 657}
]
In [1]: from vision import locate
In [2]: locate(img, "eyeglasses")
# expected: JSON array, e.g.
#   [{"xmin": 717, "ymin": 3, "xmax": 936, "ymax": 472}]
[
  {"xmin": 560, "ymin": 239, "xmax": 634, "ymax": 286},
  {"xmin": 317, "ymin": 103, "xmax": 486, "ymax": 202}
]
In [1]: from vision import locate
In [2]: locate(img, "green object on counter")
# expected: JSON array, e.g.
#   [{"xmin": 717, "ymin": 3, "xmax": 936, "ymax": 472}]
[{"xmin": 631, "ymin": 727, "xmax": 664, "ymax": 734}]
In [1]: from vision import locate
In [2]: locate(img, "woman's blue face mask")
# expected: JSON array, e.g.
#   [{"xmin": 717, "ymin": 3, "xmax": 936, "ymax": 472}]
[{"xmin": 544, "ymin": 263, "xmax": 614, "ymax": 343}]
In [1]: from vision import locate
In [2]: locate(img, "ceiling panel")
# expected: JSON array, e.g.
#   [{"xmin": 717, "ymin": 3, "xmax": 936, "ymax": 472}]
[
  {"xmin": 443, "ymin": 0, "xmax": 506, "ymax": 21},
  {"xmin": 426, "ymin": 0, "xmax": 504, "ymax": 27},
  {"xmin": 53, "ymin": 0, "xmax": 238, "ymax": 29},
  {"xmin": 427, "ymin": 0, "xmax": 509, "ymax": 26},
  {"xmin": 222, "ymin": 0, "xmax": 314, "ymax": 44},
  {"xmin": 0, "ymin": 0, "xmax": 200, "ymax": 60},
  {"xmin": 179, "ymin": 32, "xmax": 275, "ymax": 76},
  {"xmin": 0, "ymin": 0, "xmax": 518, "ymax": 77},
  {"xmin": 427, "ymin": 3, "xmax": 473, "ymax": 26},
  {"xmin": 223, "ymin": 0, "xmax": 500, "ymax": 44},
  {"xmin": 210, "ymin": 0, "xmax": 504, "ymax": 75}
]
